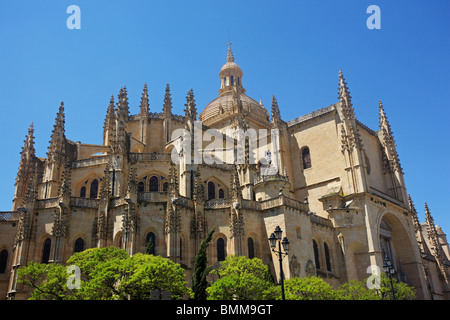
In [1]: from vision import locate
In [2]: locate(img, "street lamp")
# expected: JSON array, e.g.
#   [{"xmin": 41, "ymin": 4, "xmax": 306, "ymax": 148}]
[
  {"xmin": 383, "ymin": 255, "xmax": 396, "ymax": 300},
  {"xmin": 268, "ymin": 226, "xmax": 289, "ymax": 300}
]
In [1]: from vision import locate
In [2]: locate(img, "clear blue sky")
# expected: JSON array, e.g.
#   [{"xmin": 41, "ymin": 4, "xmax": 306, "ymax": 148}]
[{"xmin": 0, "ymin": 1, "xmax": 449, "ymax": 232}]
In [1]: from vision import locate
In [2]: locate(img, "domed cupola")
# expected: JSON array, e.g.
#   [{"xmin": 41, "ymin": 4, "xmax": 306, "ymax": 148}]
[
  {"xmin": 199, "ymin": 44, "xmax": 270, "ymax": 128},
  {"xmin": 219, "ymin": 43, "xmax": 245, "ymax": 96}
]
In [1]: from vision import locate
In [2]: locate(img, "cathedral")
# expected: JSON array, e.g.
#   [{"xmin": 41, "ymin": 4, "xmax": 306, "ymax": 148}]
[{"xmin": 0, "ymin": 45, "xmax": 449, "ymax": 300}]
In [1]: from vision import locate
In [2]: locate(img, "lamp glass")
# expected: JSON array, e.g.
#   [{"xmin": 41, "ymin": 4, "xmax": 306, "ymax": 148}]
[
  {"xmin": 269, "ymin": 233, "xmax": 277, "ymax": 249},
  {"xmin": 274, "ymin": 226, "xmax": 283, "ymax": 240},
  {"xmin": 281, "ymin": 237, "xmax": 290, "ymax": 252}
]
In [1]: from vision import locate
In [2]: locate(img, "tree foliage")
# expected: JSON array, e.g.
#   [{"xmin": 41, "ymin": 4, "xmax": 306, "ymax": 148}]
[
  {"xmin": 284, "ymin": 276, "xmax": 335, "ymax": 300},
  {"xmin": 18, "ymin": 247, "xmax": 191, "ymax": 300},
  {"xmin": 206, "ymin": 255, "xmax": 279, "ymax": 300},
  {"xmin": 192, "ymin": 228, "xmax": 214, "ymax": 300}
]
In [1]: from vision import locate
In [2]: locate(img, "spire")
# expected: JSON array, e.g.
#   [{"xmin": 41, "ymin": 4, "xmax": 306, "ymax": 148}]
[
  {"xmin": 139, "ymin": 82, "xmax": 149, "ymax": 118},
  {"xmin": 103, "ymin": 95, "xmax": 116, "ymax": 146},
  {"xmin": 425, "ymin": 203, "xmax": 442, "ymax": 257},
  {"xmin": 271, "ymin": 95, "xmax": 282, "ymax": 129},
  {"xmin": 219, "ymin": 43, "xmax": 244, "ymax": 95},
  {"xmin": 227, "ymin": 42, "xmax": 234, "ymax": 63},
  {"xmin": 338, "ymin": 70, "xmax": 356, "ymax": 121},
  {"xmin": 184, "ymin": 88, "xmax": 197, "ymax": 125},
  {"xmin": 17, "ymin": 122, "xmax": 36, "ymax": 179},
  {"xmin": 425, "ymin": 202, "xmax": 436, "ymax": 231},
  {"xmin": 117, "ymin": 86, "xmax": 129, "ymax": 120},
  {"xmin": 378, "ymin": 100, "xmax": 402, "ymax": 173},
  {"xmin": 13, "ymin": 123, "xmax": 37, "ymax": 210},
  {"xmin": 409, "ymin": 195, "xmax": 420, "ymax": 231},
  {"xmin": 47, "ymin": 102, "xmax": 66, "ymax": 164},
  {"xmin": 163, "ymin": 83, "xmax": 173, "ymax": 117},
  {"xmin": 24, "ymin": 123, "xmax": 36, "ymax": 156},
  {"xmin": 338, "ymin": 70, "xmax": 363, "ymax": 152},
  {"xmin": 111, "ymin": 88, "xmax": 128, "ymax": 154}
]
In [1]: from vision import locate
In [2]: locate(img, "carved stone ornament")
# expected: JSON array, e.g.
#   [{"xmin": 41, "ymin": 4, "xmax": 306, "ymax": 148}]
[{"xmin": 305, "ymin": 259, "xmax": 316, "ymax": 276}]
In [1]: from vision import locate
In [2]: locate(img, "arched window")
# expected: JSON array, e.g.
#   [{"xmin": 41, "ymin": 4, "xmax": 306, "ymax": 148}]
[
  {"xmin": 90, "ymin": 179, "xmax": 99, "ymax": 198},
  {"xmin": 42, "ymin": 238, "xmax": 51, "ymax": 264},
  {"xmin": 313, "ymin": 240, "xmax": 320, "ymax": 270},
  {"xmin": 146, "ymin": 232, "xmax": 156, "ymax": 255},
  {"xmin": 74, "ymin": 238, "xmax": 84, "ymax": 253},
  {"xmin": 248, "ymin": 238, "xmax": 255, "ymax": 259},
  {"xmin": 217, "ymin": 238, "xmax": 225, "ymax": 262},
  {"xmin": 223, "ymin": 77, "xmax": 227, "ymax": 87},
  {"xmin": 324, "ymin": 242, "xmax": 332, "ymax": 272},
  {"xmin": 208, "ymin": 181, "xmax": 216, "ymax": 200},
  {"xmin": 149, "ymin": 176, "xmax": 159, "ymax": 192},
  {"xmin": 163, "ymin": 182, "xmax": 168, "ymax": 192},
  {"xmin": 0, "ymin": 250, "xmax": 8, "ymax": 273},
  {"xmin": 137, "ymin": 181, "xmax": 145, "ymax": 192},
  {"xmin": 230, "ymin": 76, "xmax": 234, "ymax": 86},
  {"xmin": 179, "ymin": 237, "xmax": 183, "ymax": 261},
  {"xmin": 302, "ymin": 147, "xmax": 312, "ymax": 169},
  {"xmin": 80, "ymin": 186, "xmax": 86, "ymax": 198},
  {"xmin": 218, "ymin": 189, "xmax": 224, "ymax": 199}
]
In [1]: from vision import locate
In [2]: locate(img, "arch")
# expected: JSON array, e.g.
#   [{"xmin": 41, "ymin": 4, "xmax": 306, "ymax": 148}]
[
  {"xmin": 149, "ymin": 176, "xmax": 159, "ymax": 192},
  {"xmin": 113, "ymin": 231, "xmax": 123, "ymax": 249},
  {"xmin": 247, "ymin": 237, "xmax": 255, "ymax": 259},
  {"xmin": 80, "ymin": 186, "xmax": 86, "ymax": 198},
  {"xmin": 0, "ymin": 249, "xmax": 8, "ymax": 273},
  {"xmin": 218, "ymin": 189, "xmax": 225, "ymax": 199},
  {"xmin": 217, "ymin": 238, "xmax": 226, "ymax": 262},
  {"xmin": 301, "ymin": 146, "xmax": 312, "ymax": 169},
  {"xmin": 89, "ymin": 179, "xmax": 99, "ymax": 198},
  {"xmin": 208, "ymin": 181, "xmax": 216, "ymax": 200},
  {"xmin": 203, "ymin": 176, "xmax": 228, "ymax": 200},
  {"xmin": 137, "ymin": 181, "xmax": 145, "ymax": 192},
  {"xmin": 77, "ymin": 175, "xmax": 102, "ymax": 199},
  {"xmin": 42, "ymin": 238, "xmax": 51, "ymax": 264},
  {"xmin": 324, "ymin": 242, "xmax": 332, "ymax": 272},
  {"xmin": 180, "ymin": 232, "xmax": 188, "ymax": 262},
  {"xmin": 377, "ymin": 212, "xmax": 418, "ymax": 284},
  {"xmin": 74, "ymin": 238, "xmax": 85, "ymax": 253},
  {"xmin": 313, "ymin": 239, "xmax": 320, "ymax": 270},
  {"xmin": 145, "ymin": 232, "xmax": 156, "ymax": 255},
  {"xmin": 162, "ymin": 182, "xmax": 169, "ymax": 192}
]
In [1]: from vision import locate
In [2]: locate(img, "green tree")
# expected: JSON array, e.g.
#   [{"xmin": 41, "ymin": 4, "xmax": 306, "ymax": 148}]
[
  {"xmin": 192, "ymin": 228, "xmax": 214, "ymax": 300},
  {"xmin": 283, "ymin": 276, "xmax": 335, "ymax": 300},
  {"xmin": 207, "ymin": 255, "xmax": 279, "ymax": 300},
  {"xmin": 17, "ymin": 262, "xmax": 75, "ymax": 300},
  {"xmin": 334, "ymin": 279, "xmax": 380, "ymax": 300},
  {"xmin": 118, "ymin": 253, "xmax": 192, "ymax": 300},
  {"xmin": 376, "ymin": 273, "xmax": 416, "ymax": 300},
  {"xmin": 18, "ymin": 246, "xmax": 192, "ymax": 300}
]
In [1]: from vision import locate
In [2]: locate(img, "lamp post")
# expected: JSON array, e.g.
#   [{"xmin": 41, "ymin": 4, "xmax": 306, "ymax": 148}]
[
  {"xmin": 383, "ymin": 255, "xmax": 396, "ymax": 300},
  {"xmin": 268, "ymin": 226, "xmax": 289, "ymax": 300}
]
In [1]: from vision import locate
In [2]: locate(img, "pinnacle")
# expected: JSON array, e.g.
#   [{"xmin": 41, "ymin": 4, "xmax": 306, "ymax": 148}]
[
  {"xmin": 227, "ymin": 42, "xmax": 234, "ymax": 63},
  {"xmin": 164, "ymin": 83, "xmax": 172, "ymax": 113}
]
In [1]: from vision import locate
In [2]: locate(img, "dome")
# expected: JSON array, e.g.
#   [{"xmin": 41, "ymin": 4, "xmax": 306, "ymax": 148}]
[
  {"xmin": 199, "ymin": 44, "xmax": 270, "ymax": 127},
  {"xmin": 200, "ymin": 91, "xmax": 270, "ymax": 126}
]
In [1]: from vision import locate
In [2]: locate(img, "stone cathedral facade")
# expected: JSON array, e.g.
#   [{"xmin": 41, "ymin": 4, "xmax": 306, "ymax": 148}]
[{"xmin": 0, "ymin": 45, "xmax": 449, "ymax": 300}]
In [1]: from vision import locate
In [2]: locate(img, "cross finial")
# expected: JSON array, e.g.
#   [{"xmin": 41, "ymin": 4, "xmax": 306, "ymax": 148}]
[{"xmin": 227, "ymin": 42, "xmax": 232, "ymax": 49}]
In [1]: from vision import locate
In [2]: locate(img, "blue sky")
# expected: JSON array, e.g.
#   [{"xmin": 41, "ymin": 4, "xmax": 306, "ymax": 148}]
[{"xmin": 0, "ymin": 0, "xmax": 449, "ymax": 231}]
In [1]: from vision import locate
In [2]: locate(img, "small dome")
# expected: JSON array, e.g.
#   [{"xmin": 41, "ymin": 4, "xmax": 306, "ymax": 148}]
[{"xmin": 199, "ymin": 44, "xmax": 270, "ymax": 127}]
